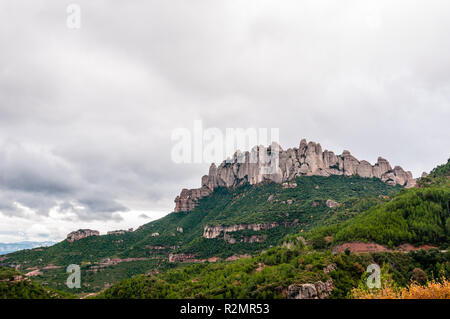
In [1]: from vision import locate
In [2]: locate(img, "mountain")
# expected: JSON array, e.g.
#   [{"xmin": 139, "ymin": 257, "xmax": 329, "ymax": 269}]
[
  {"xmin": 0, "ymin": 241, "xmax": 56, "ymax": 255},
  {"xmin": 98, "ymin": 158, "xmax": 450, "ymax": 299},
  {"xmin": 1, "ymin": 140, "xmax": 444, "ymax": 296},
  {"xmin": 175, "ymin": 139, "xmax": 415, "ymax": 212}
]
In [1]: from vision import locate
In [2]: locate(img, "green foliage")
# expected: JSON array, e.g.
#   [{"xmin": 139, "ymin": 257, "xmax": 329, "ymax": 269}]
[
  {"xmin": 4, "ymin": 175, "xmax": 398, "ymax": 293},
  {"xmin": 308, "ymin": 184, "xmax": 450, "ymax": 247},
  {"xmin": 0, "ymin": 267, "xmax": 71, "ymax": 299}
]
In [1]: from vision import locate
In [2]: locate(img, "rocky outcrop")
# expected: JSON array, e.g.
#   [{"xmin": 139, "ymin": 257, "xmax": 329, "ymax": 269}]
[
  {"xmin": 174, "ymin": 187, "xmax": 212, "ymax": 212},
  {"xmin": 107, "ymin": 228, "xmax": 133, "ymax": 235},
  {"xmin": 25, "ymin": 269, "xmax": 42, "ymax": 277},
  {"xmin": 66, "ymin": 229, "xmax": 99, "ymax": 242},
  {"xmin": 224, "ymin": 234, "xmax": 267, "ymax": 244},
  {"xmin": 174, "ymin": 139, "xmax": 416, "ymax": 212},
  {"xmin": 332, "ymin": 242, "xmax": 389, "ymax": 253},
  {"xmin": 287, "ymin": 279, "xmax": 334, "ymax": 299}
]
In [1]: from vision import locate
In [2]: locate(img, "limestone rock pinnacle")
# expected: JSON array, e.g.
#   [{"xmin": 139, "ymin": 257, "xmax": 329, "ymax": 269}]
[{"xmin": 174, "ymin": 139, "xmax": 416, "ymax": 212}]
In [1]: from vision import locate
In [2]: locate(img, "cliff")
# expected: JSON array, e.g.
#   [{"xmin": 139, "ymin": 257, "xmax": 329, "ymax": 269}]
[
  {"xmin": 174, "ymin": 139, "xmax": 416, "ymax": 212},
  {"xmin": 66, "ymin": 229, "xmax": 100, "ymax": 242}
]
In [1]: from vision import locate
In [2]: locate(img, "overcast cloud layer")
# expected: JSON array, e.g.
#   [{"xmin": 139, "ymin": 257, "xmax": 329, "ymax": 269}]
[{"xmin": 0, "ymin": 0, "xmax": 449, "ymax": 242}]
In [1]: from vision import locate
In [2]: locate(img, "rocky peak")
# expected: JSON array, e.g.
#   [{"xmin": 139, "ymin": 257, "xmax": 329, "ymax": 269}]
[
  {"xmin": 66, "ymin": 229, "xmax": 99, "ymax": 242},
  {"xmin": 174, "ymin": 139, "xmax": 416, "ymax": 212}
]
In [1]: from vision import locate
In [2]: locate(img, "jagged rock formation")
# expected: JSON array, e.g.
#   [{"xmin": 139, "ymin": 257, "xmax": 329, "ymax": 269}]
[
  {"xmin": 203, "ymin": 223, "xmax": 280, "ymax": 239},
  {"xmin": 326, "ymin": 199, "xmax": 339, "ymax": 208},
  {"xmin": 174, "ymin": 139, "xmax": 416, "ymax": 212},
  {"xmin": 107, "ymin": 228, "xmax": 133, "ymax": 235},
  {"xmin": 287, "ymin": 279, "xmax": 334, "ymax": 299},
  {"xmin": 66, "ymin": 229, "xmax": 99, "ymax": 242}
]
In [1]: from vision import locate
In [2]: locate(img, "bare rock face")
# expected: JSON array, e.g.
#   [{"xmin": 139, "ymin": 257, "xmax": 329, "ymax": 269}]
[
  {"xmin": 326, "ymin": 199, "xmax": 339, "ymax": 208},
  {"xmin": 67, "ymin": 229, "xmax": 99, "ymax": 242},
  {"xmin": 169, "ymin": 253, "xmax": 197, "ymax": 263},
  {"xmin": 287, "ymin": 279, "xmax": 334, "ymax": 299},
  {"xmin": 372, "ymin": 157, "xmax": 392, "ymax": 178},
  {"xmin": 107, "ymin": 228, "xmax": 133, "ymax": 235},
  {"xmin": 174, "ymin": 139, "xmax": 416, "ymax": 212},
  {"xmin": 203, "ymin": 221, "xmax": 299, "ymax": 244}
]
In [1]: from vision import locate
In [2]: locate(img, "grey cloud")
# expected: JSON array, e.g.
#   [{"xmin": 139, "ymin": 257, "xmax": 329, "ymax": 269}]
[
  {"xmin": 0, "ymin": 141, "xmax": 79, "ymax": 194},
  {"xmin": 0, "ymin": 0, "xmax": 449, "ymax": 228}
]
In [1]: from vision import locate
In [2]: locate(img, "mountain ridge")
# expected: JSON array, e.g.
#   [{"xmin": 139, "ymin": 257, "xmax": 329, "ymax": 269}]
[
  {"xmin": 175, "ymin": 139, "xmax": 416, "ymax": 212},
  {"xmin": 0, "ymin": 241, "xmax": 56, "ymax": 255}
]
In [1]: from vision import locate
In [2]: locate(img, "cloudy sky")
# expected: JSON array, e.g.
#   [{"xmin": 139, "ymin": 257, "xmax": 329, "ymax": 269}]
[{"xmin": 0, "ymin": 0, "xmax": 449, "ymax": 242}]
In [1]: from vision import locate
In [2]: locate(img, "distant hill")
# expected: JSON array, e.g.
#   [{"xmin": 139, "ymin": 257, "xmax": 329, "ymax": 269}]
[{"xmin": 0, "ymin": 241, "xmax": 56, "ymax": 255}]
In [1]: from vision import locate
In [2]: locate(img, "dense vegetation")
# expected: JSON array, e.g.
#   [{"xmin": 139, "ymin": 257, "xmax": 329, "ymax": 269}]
[
  {"xmin": 351, "ymin": 265, "xmax": 450, "ymax": 299},
  {"xmin": 97, "ymin": 243, "xmax": 450, "ymax": 299},
  {"xmin": 2, "ymin": 159, "xmax": 449, "ymax": 298},
  {"xmin": 2, "ymin": 175, "xmax": 398, "ymax": 293},
  {"xmin": 0, "ymin": 267, "xmax": 70, "ymax": 299}
]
